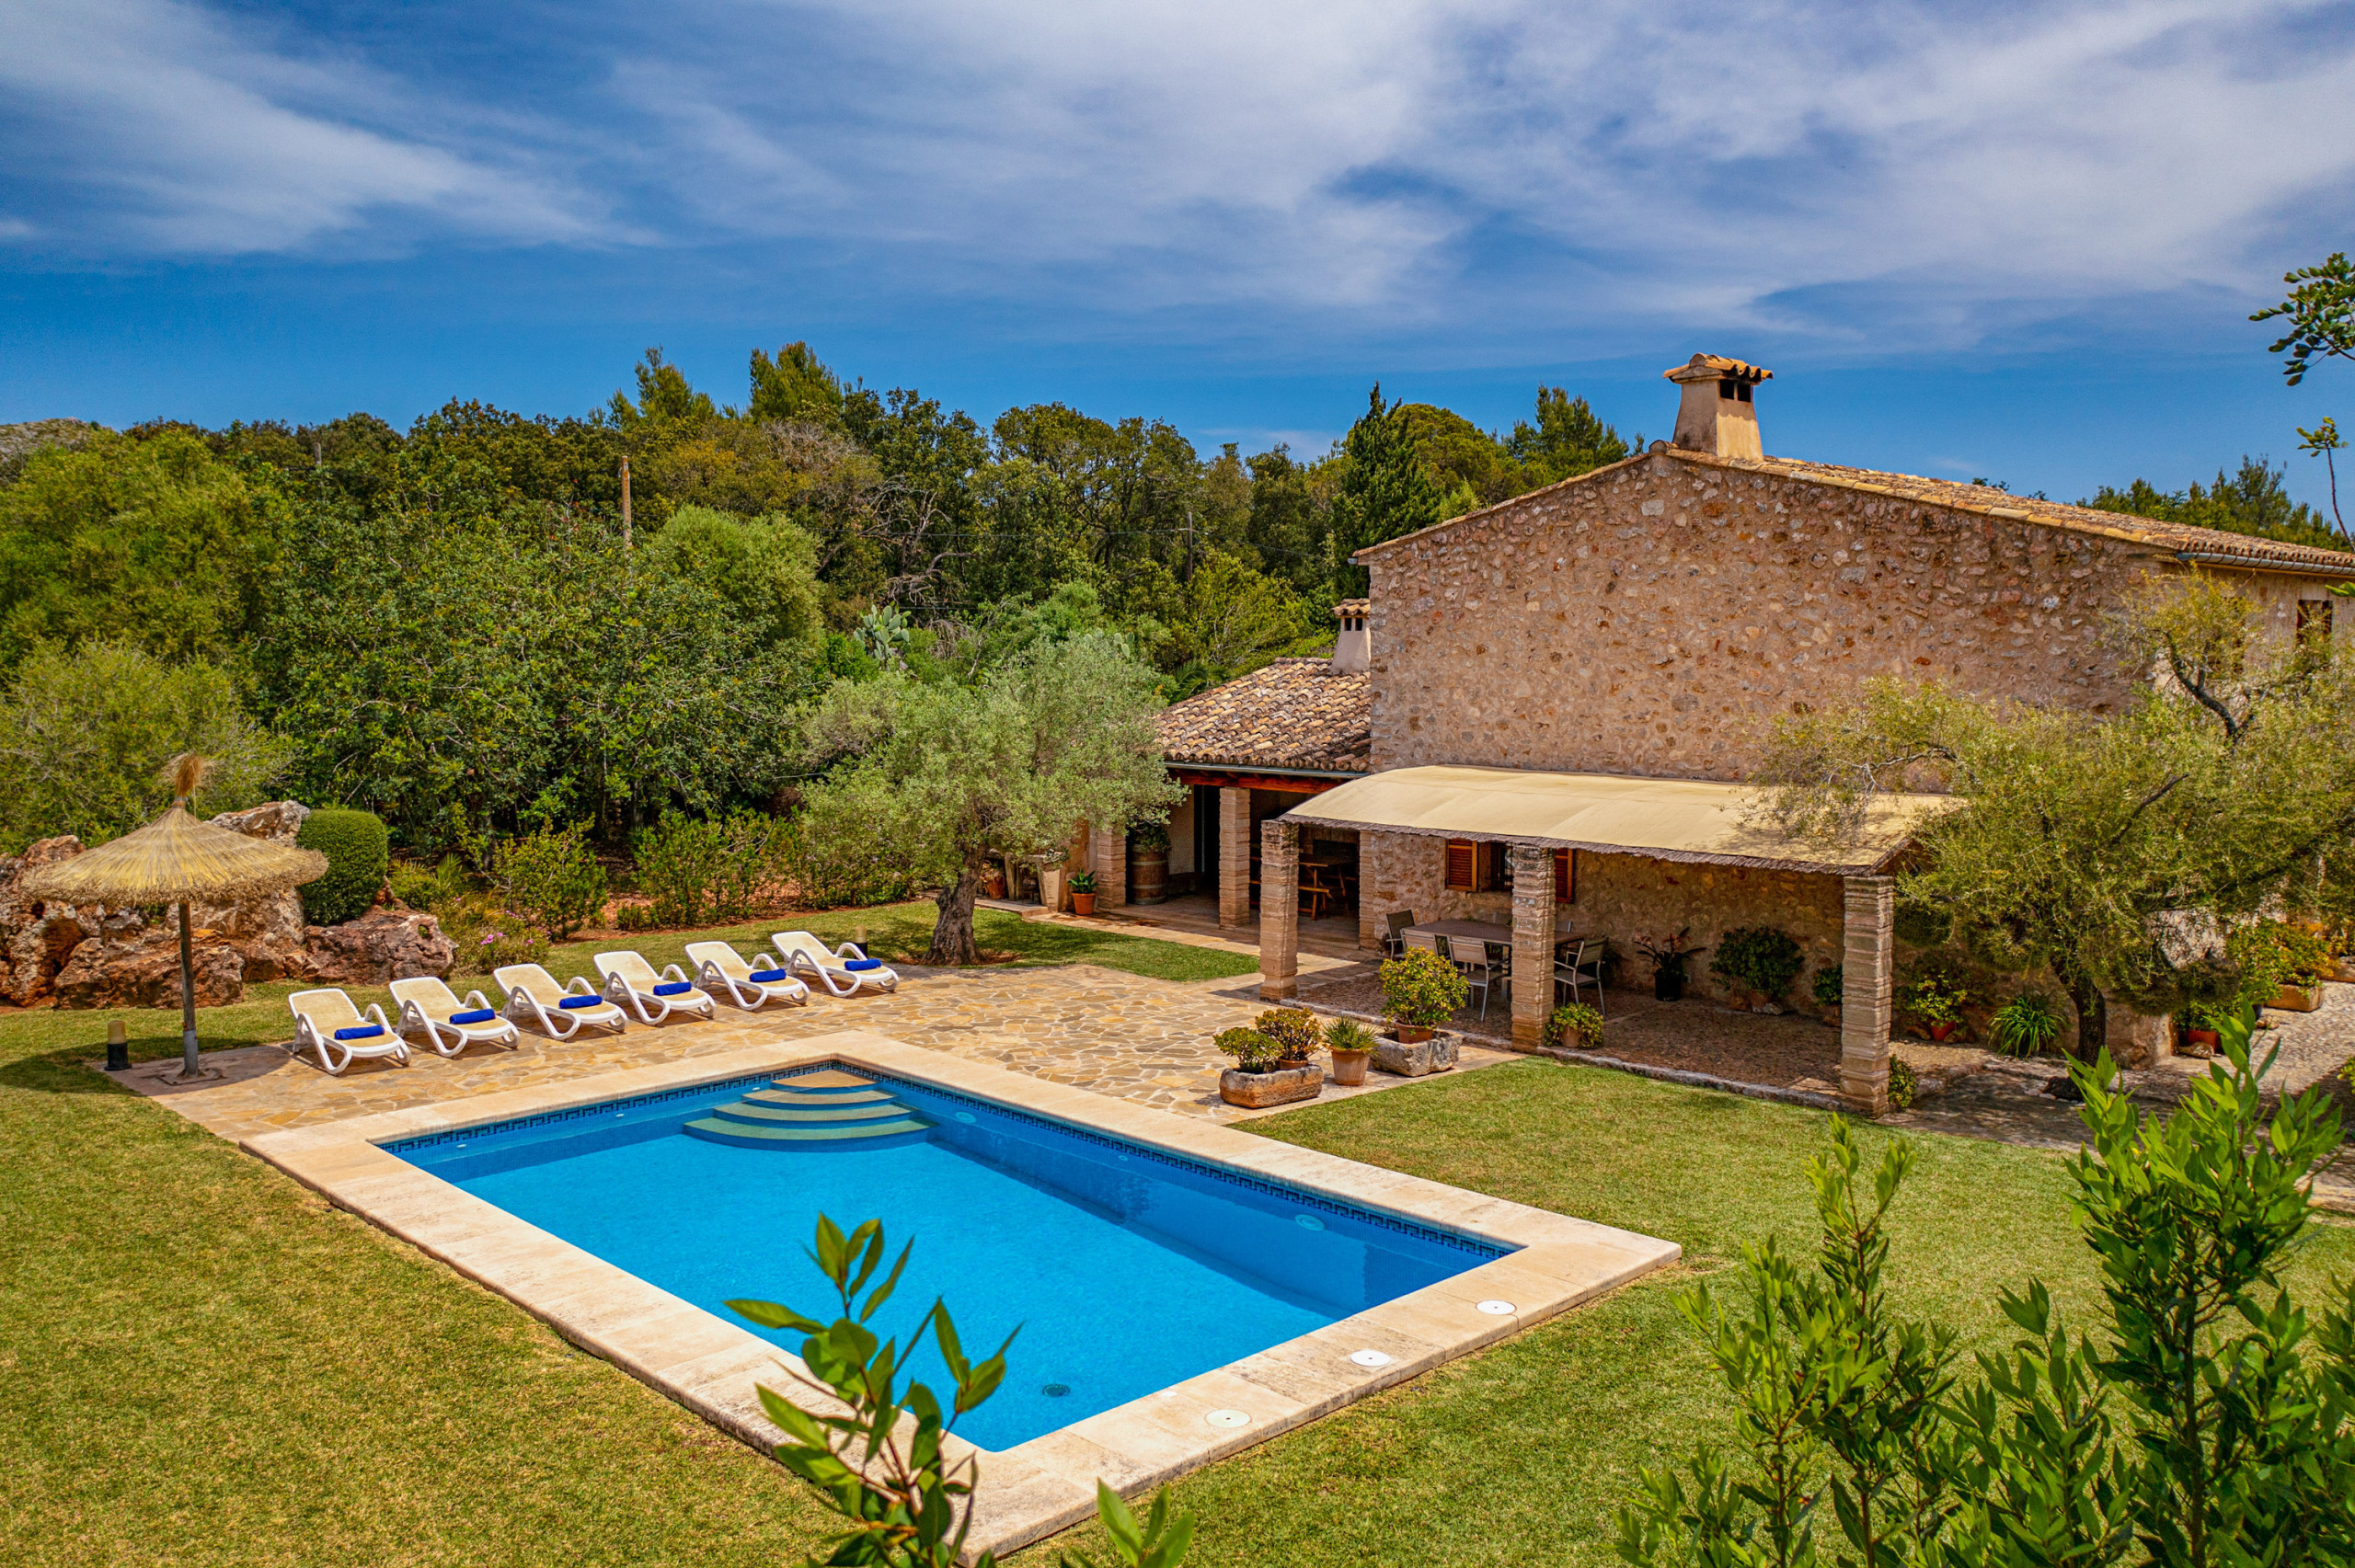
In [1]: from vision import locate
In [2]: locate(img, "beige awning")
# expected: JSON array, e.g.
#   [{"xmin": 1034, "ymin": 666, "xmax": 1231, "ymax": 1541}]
[{"xmin": 1279, "ymin": 764, "xmax": 1951, "ymax": 875}]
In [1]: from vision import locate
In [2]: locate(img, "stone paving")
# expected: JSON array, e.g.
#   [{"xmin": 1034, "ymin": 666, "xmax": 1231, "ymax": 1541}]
[{"xmin": 123, "ymin": 961, "xmax": 1518, "ymax": 1143}]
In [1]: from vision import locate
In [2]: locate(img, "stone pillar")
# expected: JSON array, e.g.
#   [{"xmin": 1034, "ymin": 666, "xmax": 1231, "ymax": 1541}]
[
  {"xmin": 1839, "ymin": 876, "xmax": 1895, "ymax": 1116},
  {"xmin": 2105, "ymin": 998, "xmax": 2174, "ymax": 1069},
  {"xmin": 1357, "ymin": 833, "xmax": 1384, "ymax": 951},
  {"xmin": 1258, "ymin": 818, "xmax": 1299, "ymax": 1001},
  {"xmin": 1508, "ymin": 842, "xmax": 1556, "ymax": 1050},
  {"xmin": 1217, "ymin": 787, "xmax": 1252, "ymax": 929},
  {"xmin": 1090, "ymin": 828, "xmax": 1126, "ymax": 908}
]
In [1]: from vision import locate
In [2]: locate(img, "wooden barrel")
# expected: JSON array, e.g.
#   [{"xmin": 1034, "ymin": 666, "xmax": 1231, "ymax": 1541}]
[{"xmin": 1128, "ymin": 844, "xmax": 1168, "ymax": 904}]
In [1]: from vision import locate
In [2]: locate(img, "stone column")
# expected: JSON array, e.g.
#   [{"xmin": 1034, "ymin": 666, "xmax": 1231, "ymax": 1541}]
[
  {"xmin": 1217, "ymin": 787, "xmax": 1252, "ymax": 928},
  {"xmin": 1508, "ymin": 842, "xmax": 1556, "ymax": 1050},
  {"xmin": 1356, "ymin": 832, "xmax": 1384, "ymax": 951},
  {"xmin": 1090, "ymin": 828, "xmax": 1126, "ymax": 908},
  {"xmin": 1258, "ymin": 818, "xmax": 1299, "ymax": 1001},
  {"xmin": 1839, "ymin": 876, "xmax": 1895, "ymax": 1116}
]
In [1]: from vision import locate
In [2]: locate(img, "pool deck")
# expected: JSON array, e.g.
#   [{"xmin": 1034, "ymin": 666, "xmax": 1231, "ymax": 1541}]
[{"xmin": 223, "ymin": 1029, "xmax": 1678, "ymax": 1561}]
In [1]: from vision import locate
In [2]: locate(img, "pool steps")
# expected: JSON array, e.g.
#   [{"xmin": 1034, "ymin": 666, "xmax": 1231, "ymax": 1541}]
[{"xmin": 683, "ymin": 1070, "xmax": 935, "ymax": 1151}]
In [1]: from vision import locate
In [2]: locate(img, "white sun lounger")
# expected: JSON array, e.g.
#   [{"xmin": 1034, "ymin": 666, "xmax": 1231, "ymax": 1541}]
[
  {"xmin": 771, "ymin": 931, "xmax": 899, "ymax": 996},
  {"xmin": 594, "ymin": 950, "xmax": 718, "ymax": 1024},
  {"xmin": 389, "ymin": 976, "xmax": 522, "ymax": 1057},
  {"xmin": 494, "ymin": 963, "xmax": 628, "ymax": 1038},
  {"xmin": 684, "ymin": 941, "xmax": 810, "ymax": 1010},
  {"xmin": 287, "ymin": 989, "xmax": 410, "ymax": 1075}
]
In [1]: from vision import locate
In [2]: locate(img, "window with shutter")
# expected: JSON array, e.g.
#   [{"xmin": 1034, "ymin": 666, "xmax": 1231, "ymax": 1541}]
[
  {"xmin": 1476, "ymin": 841, "xmax": 1503, "ymax": 891},
  {"xmin": 1554, "ymin": 848, "xmax": 1574, "ymax": 901},
  {"xmin": 1443, "ymin": 840, "xmax": 1476, "ymax": 889}
]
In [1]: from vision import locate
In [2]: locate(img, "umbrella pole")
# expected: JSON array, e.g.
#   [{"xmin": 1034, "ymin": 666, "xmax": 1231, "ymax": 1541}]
[{"xmin": 178, "ymin": 901, "xmax": 199, "ymax": 1077}]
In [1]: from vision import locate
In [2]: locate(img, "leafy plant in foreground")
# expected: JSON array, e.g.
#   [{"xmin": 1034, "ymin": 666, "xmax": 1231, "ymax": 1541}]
[
  {"xmin": 1616, "ymin": 1021, "xmax": 2355, "ymax": 1568},
  {"xmin": 729, "ymin": 1216, "xmax": 1195, "ymax": 1568}
]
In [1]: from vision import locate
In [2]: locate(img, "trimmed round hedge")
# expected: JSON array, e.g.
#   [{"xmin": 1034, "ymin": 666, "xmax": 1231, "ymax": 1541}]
[{"xmin": 295, "ymin": 808, "xmax": 389, "ymax": 925}]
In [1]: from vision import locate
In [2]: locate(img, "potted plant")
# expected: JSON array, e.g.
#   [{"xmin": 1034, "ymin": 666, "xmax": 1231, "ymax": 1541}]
[
  {"xmin": 1325, "ymin": 1017, "xmax": 1377, "ymax": 1085},
  {"xmin": 1635, "ymin": 928, "xmax": 1702, "ymax": 1002},
  {"xmin": 1545, "ymin": 1002, "xmax": 1603, "ymax": 1051},
  {"xmin": 1068, "ymin": 871, "xmax": 1098, "ymax": 917},
  {"xmin": 1214, "ymin": 1026, "xmax": 1324, "ymax": 1108},
  {"xmin": 1375, "ymin": 948, "xmax": 1466, "ymax": 1076},
  {"xmin": 1811, "ymin": 963, "xmax": 1843, "ymax": 1025},
  {"xmin": 1988, "ymin": 990, "xmax": 2065, "ymax": 1058},
  {"xmin": 1900, "ymin": 967, "xmax": 1970, "ymax": 1042},
  {"xmin": 1255, "ymin": 1006, "xmax": 1325, "ymax": 1064},
  {"xmin": 1709, "ymin": 927, "xmax": 1805, "ymax": 1014},
  {"xmin": 1126, "ymin": 821, "xmax": 1170, "ymax": 906},
  {"xmin": 2177, "ymin": 1001, "xmax": 2222, "ymax": 1058}
]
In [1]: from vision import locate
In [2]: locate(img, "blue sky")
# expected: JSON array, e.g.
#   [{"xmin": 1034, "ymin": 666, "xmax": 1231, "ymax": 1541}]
[{"xmin": 6, "ymin": 0, "xmax": 2355, "ymax": 506}]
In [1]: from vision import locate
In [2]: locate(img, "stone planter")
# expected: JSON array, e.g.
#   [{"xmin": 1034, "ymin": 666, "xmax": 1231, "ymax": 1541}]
[
  {"xmin": 1373, "ymin": 1030, "xmax": 1460, "ymax": 1078},
  {"xmin": 1329, "ymin": 1047, "xmax": 1371, "ymax": 1086},
  {"xmin": 2326, "ymin": 956, "xmax": 2355, "ymax": 984},
  {"xmin": 1219, "ymin": 1063, "xmax": 1324, "ymax": 1108},
  {"xmin": 2271, "ymin": 982, "xmax": 2324, "ymax": 1013}
]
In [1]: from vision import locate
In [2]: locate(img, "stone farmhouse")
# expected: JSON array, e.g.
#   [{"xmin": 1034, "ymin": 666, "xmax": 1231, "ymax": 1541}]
[{"xmin": 1098, "ymin": 354, "xmax": 2355, "ymax": 1114}]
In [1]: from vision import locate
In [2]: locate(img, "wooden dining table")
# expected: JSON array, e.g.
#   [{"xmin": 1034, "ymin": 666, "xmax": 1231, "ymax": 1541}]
[{"xmin": 1405, "ymin": 920, "xmax": 1602, "ymax": 962}]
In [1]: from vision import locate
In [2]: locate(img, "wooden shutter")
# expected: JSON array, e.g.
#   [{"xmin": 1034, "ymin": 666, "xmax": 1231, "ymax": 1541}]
[
  {"xmin": 1554, "ymin": 848, "xmax": 1574, "ymax": 901},
  {"xmin": 1443, "ymin": 840, "xmax": 1476, "ymax": 890}
]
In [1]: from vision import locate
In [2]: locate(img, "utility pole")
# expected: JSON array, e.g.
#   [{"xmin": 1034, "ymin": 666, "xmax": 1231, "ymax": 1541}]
[{"xmin": 619, "ymin": 455, "xmax": 634, "ymax": 550}]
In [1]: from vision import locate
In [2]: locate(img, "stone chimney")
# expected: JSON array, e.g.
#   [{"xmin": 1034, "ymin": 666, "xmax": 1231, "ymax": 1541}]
[
  {"xmin": 1665, "ymin": 354, "xmax": 1772, "ymax": 460},
  {"xmin": 1332, "ymin": 599, "xmax": 1370, "ymax": 673}
]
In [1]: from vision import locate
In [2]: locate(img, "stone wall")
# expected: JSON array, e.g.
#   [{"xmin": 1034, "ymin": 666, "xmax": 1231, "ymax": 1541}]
[
  {"xmin": 1360, "ymin": 830, "xmax": 1847, "ymax": 1002},
  {"xmin": 1361, "ymin": 452, "xmax": 2285, "ymax": 778}
]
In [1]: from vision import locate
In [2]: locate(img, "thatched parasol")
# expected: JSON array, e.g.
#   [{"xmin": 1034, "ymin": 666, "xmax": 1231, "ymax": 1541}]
[{"xmin": 23, "ymin": 755, "xmax": 327, "ymax": 1080}]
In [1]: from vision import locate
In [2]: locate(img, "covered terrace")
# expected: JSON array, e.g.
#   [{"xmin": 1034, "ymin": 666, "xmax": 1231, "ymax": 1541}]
[{"xmin": 1253, "ymin": 764, "xmax": 1950, "ymax": 1115}]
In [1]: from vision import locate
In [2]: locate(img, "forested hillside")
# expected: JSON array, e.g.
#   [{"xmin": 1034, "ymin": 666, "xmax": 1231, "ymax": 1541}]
[{"xmin": 0, "ymin": 347, "xmax": 1628, "ymax": 852}]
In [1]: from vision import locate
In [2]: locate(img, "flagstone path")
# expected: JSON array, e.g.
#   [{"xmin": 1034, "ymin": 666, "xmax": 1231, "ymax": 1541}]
[{"xmin": 122, "ymin": 961, "xmax": 1517, "ymax": 1144}]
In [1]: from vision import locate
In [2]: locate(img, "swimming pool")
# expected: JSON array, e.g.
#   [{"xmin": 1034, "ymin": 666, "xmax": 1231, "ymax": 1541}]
[{"xmin": 385, "ymin": 1063, "xmax": 1508, "ymax": 1449}]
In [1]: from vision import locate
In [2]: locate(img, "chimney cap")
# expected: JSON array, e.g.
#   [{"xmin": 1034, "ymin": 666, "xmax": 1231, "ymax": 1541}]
[
  {"xmin": 1334, "ymin": 599, "xmax": 1370, "ymax": 618},
  {"xmin": 1663, "ymin": 353, "xmax": 1772, "ymax": 386}
]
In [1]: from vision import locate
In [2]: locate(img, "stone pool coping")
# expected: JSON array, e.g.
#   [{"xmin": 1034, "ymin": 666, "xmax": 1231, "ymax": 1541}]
[{"xmin": 242, "ymin": 1026, "xmax": 1681, "ymax": 1560}]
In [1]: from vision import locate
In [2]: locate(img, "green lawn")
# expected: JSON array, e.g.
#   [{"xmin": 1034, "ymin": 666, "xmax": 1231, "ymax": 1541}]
[{"xmin": 5, "ymin": 936, "xmax": 2349, "ymax": 1565}]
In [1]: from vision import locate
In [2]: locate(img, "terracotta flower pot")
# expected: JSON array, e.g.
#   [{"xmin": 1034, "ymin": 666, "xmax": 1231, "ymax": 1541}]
[
  {"xmin": 1218, "ymin": 1063, "xmax": 1324, "ymax": 1108},
  {"xmin": 2186, "ymin": 1027, "xmax": 2220, "ymax": 1057},
  {"xmin": 1071, "ymin": 892, "xmax": 1097, "ymax": 916},
  {"xmin": 1929, "ymin": 1022, "xmax": 1959, "ymax": 1042},
  {"xmin": 1391, "ymin": 1023, "xmax": 1434, "ymax": 1044},
  {"xmin": 1329, "ymin": 1047, "xmax": 1371, "ymax": 1086}
]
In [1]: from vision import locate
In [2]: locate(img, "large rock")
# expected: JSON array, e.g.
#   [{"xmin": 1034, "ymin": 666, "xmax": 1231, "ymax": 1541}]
[
  {"xmin": 52, "ymin": 927, "xmax": 246, "ymax": 1009},
  {"xmin": 0, "ymin": 836, "xmax": 108, "ymax": 1005},
  {"xmin": 194, "ymin": 800, "xmax": 315, "ymax": 981},
  {"xmin": 303, "ymin": 910, "xmax": 454, "ymax": 984}
]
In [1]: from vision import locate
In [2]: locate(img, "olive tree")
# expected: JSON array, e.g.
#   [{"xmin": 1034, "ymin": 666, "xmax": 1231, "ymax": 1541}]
[
  {"xmin": 1757, "ymin": 573, "xmax": 2355, "ymax": 1051},
  {"xmin": 797, "ymin": 632, "xmax": 1180, "ymax": 965}
]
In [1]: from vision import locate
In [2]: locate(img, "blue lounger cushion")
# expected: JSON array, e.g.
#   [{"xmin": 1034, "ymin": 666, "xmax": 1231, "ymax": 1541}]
[
  {"xmin": 653, "ymin": 980, "xmax": 694, "ymax": 996},
  {"xmin": 450, "ymin": 1008, "xmax": 497, "ymax": 1024},
  {"xmin": 844, "ymin": 958, "xmax": 882, "ymax": 972},
  {"xmin": 558, "ymin": 994, "xmax": 604, "ymax": 1010},
  {"xmin": 333, "ymin": 1024, "xmax": 385, "ymax": 1041},
  {"xmin": 748, "ymin": 968, "xmax": 790, "ymax": 983}
]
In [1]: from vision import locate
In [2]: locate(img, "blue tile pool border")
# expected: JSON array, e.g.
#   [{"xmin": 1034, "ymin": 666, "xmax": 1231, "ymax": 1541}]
[{"xmin": 377, "ymin": 1057, "xmax": 1506, "ymax": 1259}]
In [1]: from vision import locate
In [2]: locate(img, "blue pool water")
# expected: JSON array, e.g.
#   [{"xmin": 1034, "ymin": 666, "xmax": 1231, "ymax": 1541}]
[{"xmin": 385, "ymin": 1068, "xmax": 1504, "ymax": 1448}]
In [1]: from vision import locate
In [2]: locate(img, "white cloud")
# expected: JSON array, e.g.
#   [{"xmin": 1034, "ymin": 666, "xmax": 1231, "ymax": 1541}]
[{"xmin": 0, "ymin": 0, "xmax": 600, "ymax": 255}]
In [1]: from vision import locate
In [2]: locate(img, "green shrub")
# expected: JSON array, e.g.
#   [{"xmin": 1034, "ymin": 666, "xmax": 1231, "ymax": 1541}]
[
  {"xmin": 501, "ymin": 822, "xmax": 608, "ymax": 941},
  {"xmin": 1213, "ymin": 1027, "xmax": 1283, "ymax": 1071},
  {"xmin": 1380, "ymin": 947, "xmax": 1467, "ymax": 1027},
  {"xmin": 1887, "ymin": 1056, "xmax": 1918, "ymax": 1110},
  {"xmin": 388, "ymin": 853, "xmax": 468, "ymax": 914},
  {"xmin": 1253, "ymin": 1008, "xmax": 1324, "ymax": 1059},
  {"xmin": 1128, "ymin": 819, "xmax": 1169, "ymax": 851},
  {"xmin": 1810, "ymin": 963, "xmax": 1844, "ymax": 1008},
  {"xmin": 1892, "ymin": 901, "xmax": 1952, "ymax": 947},
  {"xmin": 635, "ymin": 813, "xmax": 725, "ymax": 927},
  {"xmin": 295, "ymin": 807, "xmax": 389, "ymax": 925},
  {"xmin": 614, "ymin": 901, "xmax": 658, "ymax": 933},
  {"xmin": 459, "ymin": 924, "xmax": 547, "ymax": 977},
  {"xmin": 2228, "ymin": 918, "xmax": 2330, "ymax": 1005},
  {"xmin": 1708, "ymin": 926, "xmax": 1805, "ymax": 1001},
  {"xmin": 1545, "ymin": 1002, "xmax": 1604, "ymax": 1048},
  {"xmin": 1988, "ymin": 990, "xmax": 2064, "ymax": 1057},
  {"xmin": 772, "ymin": 817, "xmax": 912, "ymax": 910},
  {"xmin": 1324, "ymin": 1017, "xmax": 1377, "ymax": 1054},
  {"xmin": 709, "ymin": 811, "xmax": 788, "ymax": 921},
  {"xmin": 1899, "ymin": 965, "xmax": 1969, "ymax": 1029}
]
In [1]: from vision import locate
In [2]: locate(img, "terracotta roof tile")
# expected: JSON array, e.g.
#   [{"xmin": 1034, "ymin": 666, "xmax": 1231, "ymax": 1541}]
[
  {"xmin": 1156, "ymin": 658, "xmax": 1371, "ymax": 774},
  {"xmin": 1355, "ymin": 446, "xmax": 2355, "ymax": 577}
]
